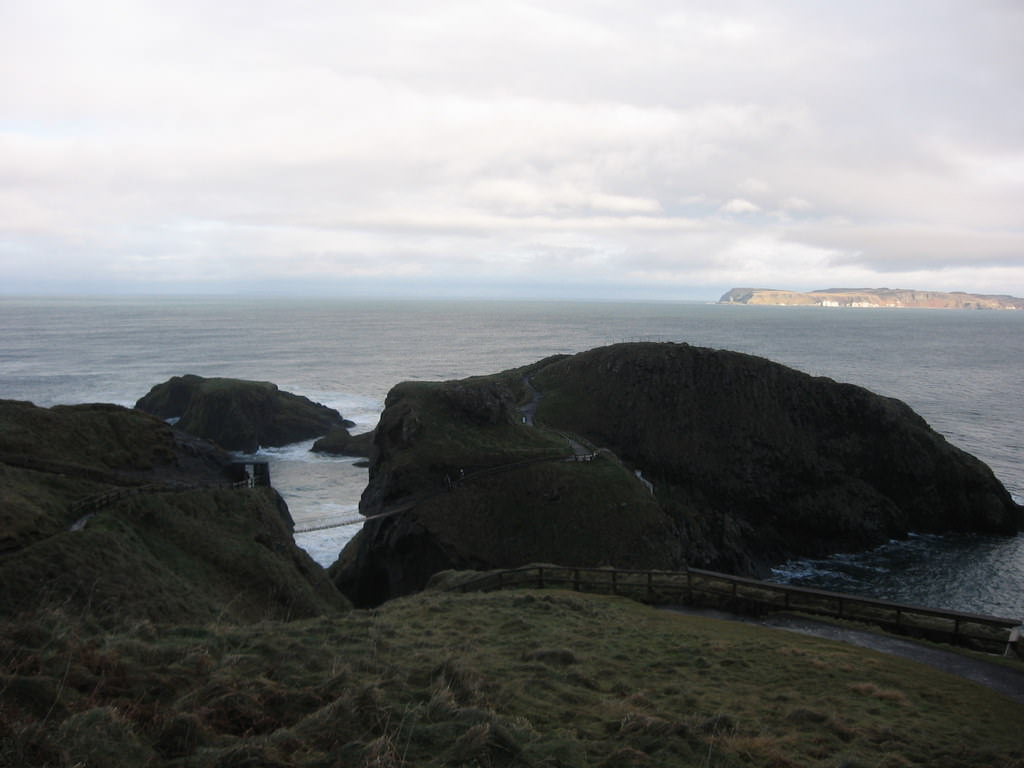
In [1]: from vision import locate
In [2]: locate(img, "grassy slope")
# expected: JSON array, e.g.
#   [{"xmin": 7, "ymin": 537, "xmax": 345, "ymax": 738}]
[
  {"xmin": 3, "ymin": 589, "xmax": 1020, "ymax": 767},
  {"xmin": 0, "ymin": 488, "xmax": 347, "ymax": 626},
  {"xmin": 366, "ymin": 379, "xmax": 571, "ymax": 504},
  {"xmin": 0, "ymin": 399, "xmax": 347, "ymax": 627},
  {"xmin": 408, "ymin": 456, "xmax": 679, "ymax": 570},
  {"xmin": 0, "ymin": 463, "xmax": 107, "ymax": 549},
  {"xmin": 1, "ymin": 401, "xmax": 184, "ymax": 556},
  {"xmin": 0, "ymin": 401, "xmax": 180, "ymax": 476},
  {"xmin": 339, "ymin": 372, "xmax": 683, "ymax": 604}
]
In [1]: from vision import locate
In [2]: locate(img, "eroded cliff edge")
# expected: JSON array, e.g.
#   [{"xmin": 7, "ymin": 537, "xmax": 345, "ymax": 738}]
[{"xmin": 331, "ymin": 343, "xmax": 1021, "ymax": 606}]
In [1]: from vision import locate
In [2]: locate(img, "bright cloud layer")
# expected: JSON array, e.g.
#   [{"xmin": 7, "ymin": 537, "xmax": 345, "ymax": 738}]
[{"xmin": 2, "ymin": 0, "xmax": 1023, "ymax": 298}]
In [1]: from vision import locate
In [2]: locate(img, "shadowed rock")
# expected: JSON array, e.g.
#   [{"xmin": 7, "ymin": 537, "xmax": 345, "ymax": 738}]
[
  {"xmin": 136, "ymin": 375, "xmax": 351, "ymax": 453},
  {"xmin": 311, "ymin": 427, "xmax": 375, "ymax": 458},
  {"xmin": 0, "ymin": 399, "xmax": 348, "ymax": 623},
  {"xmin": 529, "ymin": 343, "xmax": 1021, "ymax": 573},
  {"xmin": 331, "ymin": 343, "xmax": 1021, "ymax": 606}
]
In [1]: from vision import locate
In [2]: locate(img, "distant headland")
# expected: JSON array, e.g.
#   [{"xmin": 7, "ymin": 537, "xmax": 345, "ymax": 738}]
[{"xmin": 719, "ymin": 287, "xmax": 1024, "ymax": 310}]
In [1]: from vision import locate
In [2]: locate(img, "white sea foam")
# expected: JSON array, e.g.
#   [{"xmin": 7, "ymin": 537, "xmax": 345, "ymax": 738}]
[
  {"xmin": 236, "ymin": 439, "xmax": 365, "ymax": 463},
  {"xmin": 296, "ymin": 526, "xmax": 361, "ymax": 567}
]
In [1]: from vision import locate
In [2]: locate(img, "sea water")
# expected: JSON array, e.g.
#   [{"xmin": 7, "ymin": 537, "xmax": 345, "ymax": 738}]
[{"xmin": 1, "ymin": 295, "xmax": 1021, "ymax": 617}]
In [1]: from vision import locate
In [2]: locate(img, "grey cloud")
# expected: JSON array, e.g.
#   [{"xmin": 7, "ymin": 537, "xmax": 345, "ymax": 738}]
[
  {"xmin": 1, "ymin": 0, "xmax": 1023, "ymax": 297},
  {"xmin": 792, "ymin": 226, "xmax": 1024, "ymax": 272}
]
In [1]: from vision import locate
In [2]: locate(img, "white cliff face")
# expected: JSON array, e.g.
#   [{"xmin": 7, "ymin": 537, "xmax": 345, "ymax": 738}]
[{"xmin": 719, "ymin": 287, "xmax": 1024, "ymax": 310}]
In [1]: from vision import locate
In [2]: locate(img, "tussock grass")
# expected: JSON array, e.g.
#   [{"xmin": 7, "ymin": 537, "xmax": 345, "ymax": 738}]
[
  {"xmin": 0, "ymin": 487, "xmax": 347, "ymax": 625},
  {"xmin": 3, "ymin": 589, "xmax": 1021, "ymax": 767}
]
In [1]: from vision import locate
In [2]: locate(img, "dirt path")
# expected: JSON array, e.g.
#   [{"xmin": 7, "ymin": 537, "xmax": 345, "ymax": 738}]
[
  {"xmin": 663, "ymin": 606, "xmax": 1024, "ymax": 704},
  {"xmin": 519, "ymin": 375, "xmax": 541, "ymax": 426}
]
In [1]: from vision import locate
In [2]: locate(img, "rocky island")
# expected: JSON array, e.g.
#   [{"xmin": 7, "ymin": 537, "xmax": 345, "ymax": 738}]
[
  {"xmin": 331, "ymin": 343, "xmax": 1022, "ymax": 607},
  {"xmin": 719, "ymin": 287, "xmax": 1024, "ymax": 309},
  {"xmin": 135, "ymin": 374, "xmax": 353, "ymax": 453}
]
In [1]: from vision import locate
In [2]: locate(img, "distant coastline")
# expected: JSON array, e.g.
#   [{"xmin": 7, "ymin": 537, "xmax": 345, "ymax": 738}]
[{"xmin": 719, "ymin": 287, "xmax": 1024, "ymax": 310}]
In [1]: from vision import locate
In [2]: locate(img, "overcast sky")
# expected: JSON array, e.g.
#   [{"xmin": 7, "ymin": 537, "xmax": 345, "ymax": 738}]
[{"xmin": 2, "ymin": 1, "xmax": 1022, "ymax": 299}]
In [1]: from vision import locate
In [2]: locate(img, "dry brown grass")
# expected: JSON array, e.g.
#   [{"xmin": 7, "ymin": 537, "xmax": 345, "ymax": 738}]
[{"xmin": 3, "ymin": 589, "xmax": 1022, "ymax": 767}]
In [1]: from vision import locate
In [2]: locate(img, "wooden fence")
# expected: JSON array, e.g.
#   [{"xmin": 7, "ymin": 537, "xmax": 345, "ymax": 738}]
[{"xmin": 451, "ymin": 564, "xmax": 1023, "ymax": 656}]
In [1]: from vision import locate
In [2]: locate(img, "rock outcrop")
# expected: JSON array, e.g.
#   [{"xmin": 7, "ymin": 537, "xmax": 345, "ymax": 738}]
[
  {"xmin": 135, "ymin": 375, "xmax": 351, "ymax": 452},
  {"xmin": 332, "ymin": 343, "xmax": 1021, "ymax": 606},
  {"xmin": 530, "ymin": 343, "xmax": 1021, "ymax": 572},
  {"xmin": 311, "ymin": 427, "xmax": 375, "ymax": 458},
  {"xmin": 330, "ymin": 373, "xmax": 682, "ymax": 606},
  {"xmin": 0, "ymin": 399, "xmax": 348, "ymax": 623}
]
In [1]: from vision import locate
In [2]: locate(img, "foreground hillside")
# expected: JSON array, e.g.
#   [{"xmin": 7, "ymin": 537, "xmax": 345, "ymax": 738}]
[
  {"xmin": 4, "ymin": 588, "xmax": 1022, "ymax": 767},
  {"xmin": 2, "ymin": 397, "xmax": 1022, "ymax": 766}
]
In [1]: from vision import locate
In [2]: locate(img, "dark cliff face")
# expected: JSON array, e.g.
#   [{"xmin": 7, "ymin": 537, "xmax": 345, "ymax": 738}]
[
  {"xmin": 136, "ymin": 375, "xmax": 350, "ymax": 453},
  {"xmin": 333, "ymin": 343, "xmax": 1021, "ymax": 606},
  {"xmin": 531, "ymin": 343, "xmax": 1021, "ymax": 571},
  {"xmin": 331, "ymin": 374, "xmax": 683, "ymax": 606}
]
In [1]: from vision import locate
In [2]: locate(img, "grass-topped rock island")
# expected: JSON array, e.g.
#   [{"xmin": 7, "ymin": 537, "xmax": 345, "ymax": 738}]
[
  {"xmin": 135, "ymin": 374, "xmax": 355, "ymax": 453},
  {"xmin": 2, "ymin": 346, "xmax": 1022, "ymax": 767},
  {"xmin": 333, "ymin": 343, "xmax": 1021, "ymax": 607}
]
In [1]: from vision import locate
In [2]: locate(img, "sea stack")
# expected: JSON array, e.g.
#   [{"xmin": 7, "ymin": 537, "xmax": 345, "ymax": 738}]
[
  {"xmin": 136, "ymin": 374, "xmax": 352, "ymax": 453},
  {"xmin": 331, "ymin": 343, "xmax": 1022, "ymax": 606}
]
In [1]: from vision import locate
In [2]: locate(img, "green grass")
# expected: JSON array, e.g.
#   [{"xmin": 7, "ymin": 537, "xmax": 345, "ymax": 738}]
[
  {"xmin": 399, "ymin": 380, "xmax": 569, "ymax": 467},
  {"xmin": 3, "ymin": 589, "xmax": 1021, "ymax": 767},
  {"xmin": 0, "ymin": 400, "xmax": 180, "ymax": 473},
  {"xmin": 365, "ymin": 380, "xmax": 574, "ymax": 509},
  {"xmin": 0, "ymin": 488, "xmax": 347, "ymax": 626},
  {"xmin": 393, "ymin": 455, "xmax": 680, "ymax": 573},
  {"xmin": 0, "ymin": 463, "xmax": 107, "ymax": 549}
]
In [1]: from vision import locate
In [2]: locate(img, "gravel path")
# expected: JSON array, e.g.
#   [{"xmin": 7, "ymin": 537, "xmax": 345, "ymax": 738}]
[{"xmin": 663, "ymin": 606, "xmax": 1024, "ymax": 704}]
